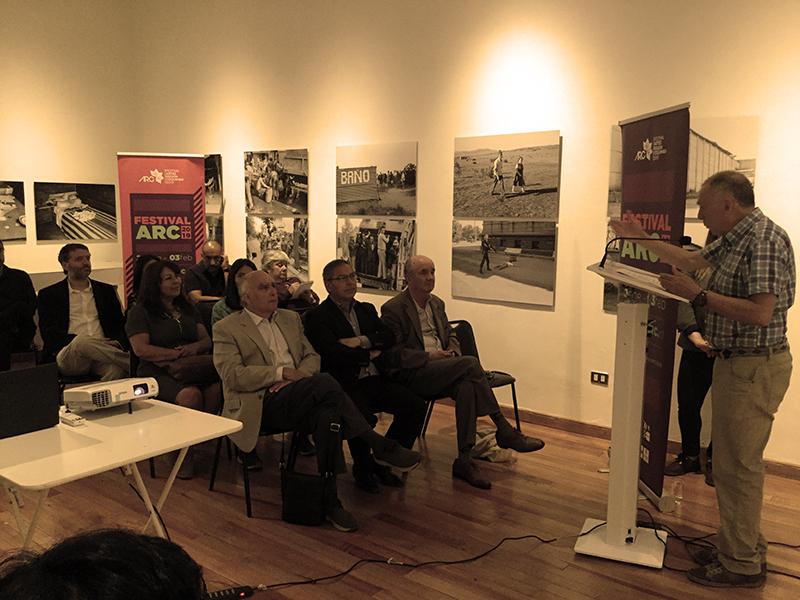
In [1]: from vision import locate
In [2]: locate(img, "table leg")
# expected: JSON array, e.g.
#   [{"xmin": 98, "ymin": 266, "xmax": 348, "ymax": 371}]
[
  {"xmin": 4, "ymin": 485, "xmax": 49, "ymax": 549},
  {"xmin": 130, "ymin": 462, "xmax": 166, "ymax": 539},
  {"xmin": 137, "ymin": 446, "xmax": 187, "ymax": 537}
]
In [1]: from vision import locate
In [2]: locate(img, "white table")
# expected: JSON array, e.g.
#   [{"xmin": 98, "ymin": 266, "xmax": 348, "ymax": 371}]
[{"xmin": 0, "ymin": 399, "xmax": 241, "ymax": 548}]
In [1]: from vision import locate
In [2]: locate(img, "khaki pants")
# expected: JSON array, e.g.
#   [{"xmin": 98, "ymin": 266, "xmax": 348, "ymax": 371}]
[
  {"xmin": 56, "ymin": 334, "xmax": 130, "ymax": 381},
  {"xmin": 712, "ymin": 349, "xmax": 792, "ymax": 575}
]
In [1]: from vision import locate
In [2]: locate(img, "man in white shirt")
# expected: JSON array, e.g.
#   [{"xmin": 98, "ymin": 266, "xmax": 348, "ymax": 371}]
[
  {"xmin": 213, "ymin": 270, "xmax": 421, "ymax": 532},
  {"xmin": 37, "ymin": 243, "xmax": 129, "ymax": 380}
]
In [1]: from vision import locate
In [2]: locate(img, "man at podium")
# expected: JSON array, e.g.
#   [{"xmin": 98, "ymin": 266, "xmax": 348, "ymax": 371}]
[{"xmin": 612, "ymin": 170, "xmax": 794, "ymax": 589}]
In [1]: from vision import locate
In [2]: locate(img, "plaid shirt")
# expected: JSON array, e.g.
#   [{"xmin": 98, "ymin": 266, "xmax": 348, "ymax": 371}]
[{"xmin": 700, "ymin": 208, "xmax": 795, "ymax": 349}]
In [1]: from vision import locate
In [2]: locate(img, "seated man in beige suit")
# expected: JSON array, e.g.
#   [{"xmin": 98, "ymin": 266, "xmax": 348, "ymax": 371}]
[
  {"xmin": 381, "ymin": 255, "xmax": 544, "ymax": 490},
  {"xmin": 213, "ymin": 270, "xmax": 420, "ymax": 532}
]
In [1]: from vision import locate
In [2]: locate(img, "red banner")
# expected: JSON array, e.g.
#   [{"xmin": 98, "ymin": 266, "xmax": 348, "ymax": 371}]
[
  {"xmin": 117, "ymin": 154, "xmax": 206, "ymax": 304},
  {"xmin": 619, "ymin": 106, "xmax": 689, "ymax": 499}
]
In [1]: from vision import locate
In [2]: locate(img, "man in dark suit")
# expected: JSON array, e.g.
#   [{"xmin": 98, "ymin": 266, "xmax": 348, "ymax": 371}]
[
  {"xmin": 213, "ymin": 270, "xmax": 421, "ymax": 532},
  {"xmin": 37, "ymin": 243, "xmax": 129, "ymax": 380},
  {"xmin": 304, "ymin": 259, "xmax": 427, "ymax": 493},
  {"xmin": 0, "ymin": 240, "xmax": 36, "ymax": 371},
  {"xmin": 381, "ymin": 255, "xmax": 545, "ymax": 490}
]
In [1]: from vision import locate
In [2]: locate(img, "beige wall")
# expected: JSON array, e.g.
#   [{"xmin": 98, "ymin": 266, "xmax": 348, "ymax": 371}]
[{"xmin": 3, "ymin": 0, "xmax": 800, "ymax": 465}]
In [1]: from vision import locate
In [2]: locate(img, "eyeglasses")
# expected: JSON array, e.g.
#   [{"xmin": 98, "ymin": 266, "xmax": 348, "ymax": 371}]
[{"xmin": 326, "ymin": 273, "xmax": 357, "ymax": 282}]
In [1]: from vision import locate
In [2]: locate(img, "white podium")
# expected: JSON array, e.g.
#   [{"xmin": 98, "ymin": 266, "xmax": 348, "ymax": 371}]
[{"xmin": 574, "ymin": 261, "xmax": 686, "ymax": 568}]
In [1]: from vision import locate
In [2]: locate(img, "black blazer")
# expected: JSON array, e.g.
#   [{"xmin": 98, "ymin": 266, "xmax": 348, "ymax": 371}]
[
  {"xmin": 304, "ymin": 297, "xmax": 394, "ymax": 392},
  {"xmin": 37, "ymin": 278, "xmax": 127, "ymax": 361}
]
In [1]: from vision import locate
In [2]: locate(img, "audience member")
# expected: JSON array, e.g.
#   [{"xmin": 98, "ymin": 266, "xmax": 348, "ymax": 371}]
[
  {"xmin": 37, "ymin": 243, "xmax": 129, "ymax": 380},
  {"xmin": 213, "ymin": 270, "xmax": 421, "ymax": 532},
  {"xmin": 381, "ymin": 255, "xmax": 544, "ymax": 490},
  {"xmin": 262, "ymin": 249, "xmax": 319, "ymax": 310},
  {"xmin": 0, "ymin": 240, "xmax": 36, "ymax": 371},
  {"xmin": 126, "ymin": 260, "xmax": 221, "ymax": 479},
  {"xmin": 184, "ymin": 241, "xmax": 226, "ymax": 303},
  {"xmin": 0, "ymin": 528, "xmax": 205, "ymax": 599},
  {"xmin": 211, "ymin": 258, "xmax": 256, "ymax": 326},
  {"xmin": 305, "ymin": 259, "xmax": 427, "ymax": 493}
]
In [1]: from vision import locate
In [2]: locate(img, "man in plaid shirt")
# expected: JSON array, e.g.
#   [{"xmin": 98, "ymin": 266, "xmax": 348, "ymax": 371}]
[{"xmin": 612, "ymin": 171, "xmax": 794, "ymax": 588}]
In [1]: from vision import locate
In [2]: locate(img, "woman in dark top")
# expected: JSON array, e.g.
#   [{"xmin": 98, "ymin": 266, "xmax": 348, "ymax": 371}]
[
  {"xmin": 125, "ymin": 260, "xmax": 220, "ymax": 412},
  {"xmin": 210, "ymin": 258, "xmax": 256, "ymax": 326}
]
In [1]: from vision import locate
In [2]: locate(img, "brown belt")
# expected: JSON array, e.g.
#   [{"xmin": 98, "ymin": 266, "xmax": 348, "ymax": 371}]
[{"xmin": 717, "ymin": 343, "xmax": 789, "ymax": 359}]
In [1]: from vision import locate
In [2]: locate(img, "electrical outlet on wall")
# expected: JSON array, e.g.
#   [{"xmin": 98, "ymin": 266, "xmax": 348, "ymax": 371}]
[{"xmin": 590, "ymin": 371, "xmax": 609, "ymax": 386}]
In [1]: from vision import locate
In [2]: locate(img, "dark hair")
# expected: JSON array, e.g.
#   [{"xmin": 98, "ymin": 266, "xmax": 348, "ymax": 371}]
[
  {"xmin": 223, "ymin": 258, "xmax": 257, "ymax": 311},
  {"xmin": 0, "ymin": 528, "xmax": 205, "ymax": 600},
  {"xmin": 703, "ymin": 170, "xmax": 755, "ymax": 207},
  {"xmin": 57, "ymin": 243, "xmax": 88, "ymax": 268},
  {"xmin": 132, "ymin": 254, "xmax": 161, "ymax": 297},
  {"xmin": 137, "ymin": 260, "xmax": 193, "ymax": 317},
  {"xmin": 322, "ymin": 259, "xmax": 351, "ymax": 280}
]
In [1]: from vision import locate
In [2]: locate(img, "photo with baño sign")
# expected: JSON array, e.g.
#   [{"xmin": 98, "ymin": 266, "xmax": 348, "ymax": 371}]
[
  {"xmin": 452, "ymin": 219, "xmax": 556, "ymax": 307},
  {"xmin": 336, "ymin": 141, "xmax": 417, "ymax": 216}
]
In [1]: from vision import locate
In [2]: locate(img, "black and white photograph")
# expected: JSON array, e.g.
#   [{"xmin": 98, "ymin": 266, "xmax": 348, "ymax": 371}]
[
  {"xmin": 246, "ymin": 215, "xmax": 308, "ymax": 279},
  {"xmin": 244, "ymin": 149, "xmax": 308, "ymax": 216},
  {"xmin": 336, "ymin": 217, "xmax": 416, "ymax": 293},
  {"xmin": 336, "ymin": 141, "xmax": 417, "ymax": 216},
  {"xmin": 34, "ymin": 182, "xmax": 117, "ymax": 242},
  {"xmin": 452, "ymin": 219, "xmax": 556, "ymax": 307},
  {"xmin": 0, "ymin": 181, "xmax": 27, "ymax": 242},
  {"xmin": 453, "ymin": 130, "xmax": 561, "ymax": 219},
  {"xmin": 205, "ymin": 154, "xmax": 224, "ymax": 247}
]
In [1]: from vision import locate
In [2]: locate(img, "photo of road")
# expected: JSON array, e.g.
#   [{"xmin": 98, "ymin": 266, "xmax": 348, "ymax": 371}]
[
  {"xmin": 454, "ymin": 131, "xmax": 561, "ymax": 219},
  {"xmin": 452, "ymin": 220, "xmax": 556, "ymax": 307}
]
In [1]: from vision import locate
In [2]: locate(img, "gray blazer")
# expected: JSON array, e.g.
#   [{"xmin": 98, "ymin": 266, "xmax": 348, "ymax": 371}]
[
  {"xmin": 380, "ymin": 289, "xmax": 460, "ymax": 375},
  {"xmin": 212, "ymin": 308, "xmax": 320, "ymax": 452}
]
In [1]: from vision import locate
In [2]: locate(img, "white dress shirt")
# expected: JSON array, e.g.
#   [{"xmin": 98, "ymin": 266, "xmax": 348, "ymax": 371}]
[
  {"xmin": 68, "ymin": 281, "xmax": 102, "ymax": 338},
  {"xmin": 244, "ymin": 308, "xmax": 295, "ymax": 381}
]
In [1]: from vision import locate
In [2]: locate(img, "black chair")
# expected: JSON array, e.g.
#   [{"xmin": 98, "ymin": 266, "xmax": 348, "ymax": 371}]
[
  {"xmin": 208, "ymin": 429, "xmax": 300, "ymax": 518},
  {"xmin": 420, "ymin": 319, "xmax": 522, "ymax": 437}
]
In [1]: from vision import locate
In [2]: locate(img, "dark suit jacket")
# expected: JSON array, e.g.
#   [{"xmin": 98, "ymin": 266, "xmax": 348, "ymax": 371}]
[
  {"xmin": 37, "ymin": 278, "xmax": 127, "ymax": 361},
  {"xmin": 0, "ymin": 266, "xmax": 36, "ymax": 347},
  {"xmin": 304, "ymin": 297, "xmax": 395, "ymax": 392},
  {"xmin": 380, "ymin": 289, "xmax": 460, "ymax": 376}
]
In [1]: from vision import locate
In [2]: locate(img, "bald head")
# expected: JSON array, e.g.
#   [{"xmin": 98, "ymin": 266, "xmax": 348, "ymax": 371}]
[
  {"xmin": 200, "ymin": 240, "xmax": 224, "ymax": 273},
  {"xmin": 240, "ymin": 270, "xmax": 278, "ymax": 317},
  {"xmin": 404, "ymin": 255, "xmax": 436, "ymax": 301}
]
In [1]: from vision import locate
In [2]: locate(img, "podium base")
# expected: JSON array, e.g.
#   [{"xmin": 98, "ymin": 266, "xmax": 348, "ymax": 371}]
[{"xmin": 573, "ymin": 518, "xmax": 667, "ymax": 569}]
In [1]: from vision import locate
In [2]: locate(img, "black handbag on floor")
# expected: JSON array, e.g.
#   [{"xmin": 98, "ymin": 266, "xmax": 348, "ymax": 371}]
[{"xmin": 279, "ymin": 422, "xmax": 340, "ymax": 526}]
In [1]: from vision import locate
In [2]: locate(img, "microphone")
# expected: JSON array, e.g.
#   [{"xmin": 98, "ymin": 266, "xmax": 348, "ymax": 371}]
[{"xmin": 600, "ymin": 235, "xmax": 692, "ymax": 268}]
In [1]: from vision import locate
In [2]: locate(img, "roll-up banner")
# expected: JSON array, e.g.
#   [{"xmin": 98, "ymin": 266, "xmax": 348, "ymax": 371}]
[
  {"xmin": 117, "ymin": 154, "xmax": 206, "ymax": 305},
  {"xmin": 618, "ymin": 104, "xmax": 690, "ymax": 502}
]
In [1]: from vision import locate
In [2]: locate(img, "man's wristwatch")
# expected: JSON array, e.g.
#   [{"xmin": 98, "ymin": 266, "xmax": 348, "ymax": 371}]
[{"xmin": 691, "ymin": 290, "xmax": 708, "ymax": 308}]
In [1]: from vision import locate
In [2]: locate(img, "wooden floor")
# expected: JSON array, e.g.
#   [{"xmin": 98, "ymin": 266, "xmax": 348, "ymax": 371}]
[{"xmin": 2, "ymin": 408, "xmax": 799, "ymax": 599}]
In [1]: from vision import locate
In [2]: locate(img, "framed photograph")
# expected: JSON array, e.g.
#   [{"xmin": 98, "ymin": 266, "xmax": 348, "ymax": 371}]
[
  {"xmin": 246, "ymin": 215, "xmax": 308, "ymax": 280},
  {"xmin": 205, "ymin": 154, "xmax": 224, "ymax": 247},
  {"xmin": 34, "ymin": 182, "xmax": 117, "ymax": 242},
  {"xmin": 336, "ymin": 141, "xmax": 417, "ymax": 216},
  {"xmin": 452, "ymin": 219, "xmax": 556, "ymax": 308},
  {"xmin": 244, "ymin": 149, "xmax": 308, "ymax": 216},
  {"xmin": 336, "ymin": 217, "xmax": 416, "ymax": 293},
  {"xmin": 453, "ymin": 131, "xmax": 561, "ymax": 219},
  {"xmin": 0, "ymin": 181, "xmax": 27, "ymax": 242}
]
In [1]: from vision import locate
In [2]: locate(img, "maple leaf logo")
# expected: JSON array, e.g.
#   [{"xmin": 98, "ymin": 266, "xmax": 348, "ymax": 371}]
[
  {"xmin": 642, "ymin": 139, "xmax": 653, "ymax": 160},
  {"xmin": 150, "ymin": 169, "xmax": 164, "ymax": 183}
]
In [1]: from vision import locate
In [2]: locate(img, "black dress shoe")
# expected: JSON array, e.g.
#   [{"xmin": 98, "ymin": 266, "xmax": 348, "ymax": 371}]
[
  {"xmin": 374, "ymin": 464, "xmax": 404, "ymax": 488},
  {"xmin": 664, "ymin": 454, "xmax": 701, "ymax": 476},
  {"xmin": 495, "ymin": 429, "xmax": 545, "ymax": 453},
  {"xmin": 452, "ymin": 457, "xmax": 491, "ymax": 489},
  {"xmin": 352, "ymin": 466, "xmax": 379, "ymax": 494}
]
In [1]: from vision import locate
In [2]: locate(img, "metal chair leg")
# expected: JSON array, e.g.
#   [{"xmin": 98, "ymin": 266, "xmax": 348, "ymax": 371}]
[
  {"xmin": 242, "ymin": 450, "xmax": 253, "ymax": 518},
  {"xmin": 511, "ymin": 382, "xmax": 522, "ymax": 432},
  {"xmin": 208, "ymin": 436, "xmax": 223, "ymax": 491},
  {"xmin": 420, "ymin": 400, "xmax": 436, "ymax": 438}
]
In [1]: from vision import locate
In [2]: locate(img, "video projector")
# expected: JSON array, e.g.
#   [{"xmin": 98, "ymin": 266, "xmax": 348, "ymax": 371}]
[{"xmin": 63, "ymin": 377, "xmax": 159, "ymax": 412}]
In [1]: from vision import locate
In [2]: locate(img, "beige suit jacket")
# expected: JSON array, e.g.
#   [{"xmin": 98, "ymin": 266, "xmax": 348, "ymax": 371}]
[{"xmin": 212, "ymin": 308, "xmax": 320, "ymax": 452}]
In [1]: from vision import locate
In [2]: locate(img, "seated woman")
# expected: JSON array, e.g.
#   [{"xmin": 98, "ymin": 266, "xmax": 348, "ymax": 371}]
[
  {"xmin": 125, "ymin": 260, "xmax": 221, "ymax": 478},
  {"xmin": 210, "ymin": 258, "xmax": 256, "ymax": 326},
  {"xmin": 126, "ymin": 254, "xmax": 160, "ymax": 308},
  {"xmin": 262, "ymin": 249, "xmax": 319, "ymax": 311}
]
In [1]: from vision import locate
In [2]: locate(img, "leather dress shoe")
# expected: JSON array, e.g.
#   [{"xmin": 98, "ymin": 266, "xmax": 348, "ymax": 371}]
[
  {"xmin": 374, "ymin": 464, "xmax": 404, "ymax": 487},
  {"xmin": 495, "ymin": 429, "xmax": 545, "ymax": 453},
  {"xmin": 452, "ymin": 457, "xmax": 491, "ymax": 489},
  {"xmin": 373, "ymin": 440, "xmax": 421, "ymax": 472},
  {"xmin": 325, "ymin": 499, "xmax": 359, "ymax": 532},
  {"xmin": 664, "ymin": 454, "xmax": 701, "ymax": 476}
]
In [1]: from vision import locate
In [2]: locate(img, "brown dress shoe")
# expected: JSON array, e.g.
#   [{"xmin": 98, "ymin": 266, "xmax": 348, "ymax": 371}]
[
  {"xmin": 452, "ymin": 457, "xmax": 491, "ymax": 489},
  {"xmin": 495, "ymin": 429, "xmax": 544, "ymax": 453}
]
